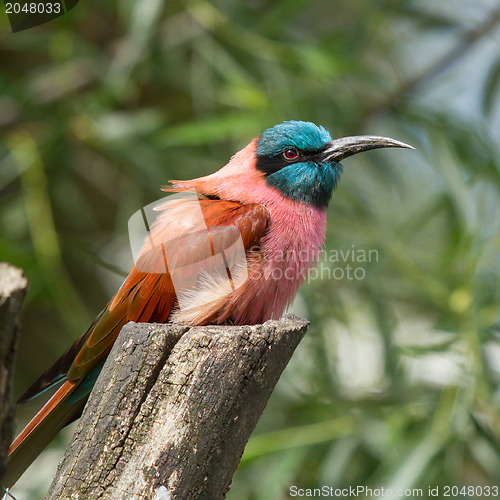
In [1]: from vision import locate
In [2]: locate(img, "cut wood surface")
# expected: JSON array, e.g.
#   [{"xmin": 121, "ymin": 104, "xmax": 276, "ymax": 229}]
[{"xmin": 46, "ymin": 314, "xmax": 309, "ymax": 500}]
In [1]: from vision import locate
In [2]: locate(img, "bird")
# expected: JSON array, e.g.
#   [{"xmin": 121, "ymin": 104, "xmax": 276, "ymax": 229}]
[{"xmin": 5, "ymin": 120, "xmax": 413, "ymax": 487}]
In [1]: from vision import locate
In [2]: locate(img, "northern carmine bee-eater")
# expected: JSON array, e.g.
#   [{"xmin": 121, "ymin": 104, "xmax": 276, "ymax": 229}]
[{"xmin": 5, "ymin": 121, "xmax": 413, "ymax": 487}]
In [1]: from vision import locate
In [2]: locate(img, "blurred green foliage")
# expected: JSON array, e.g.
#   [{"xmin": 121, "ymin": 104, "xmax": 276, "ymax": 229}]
[{"xmin": 2, "ymin": 0, "xmax": 500, "ymax": 498}]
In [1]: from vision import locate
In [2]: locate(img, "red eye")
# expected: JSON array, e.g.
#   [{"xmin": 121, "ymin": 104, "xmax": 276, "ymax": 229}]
[{"xmin": 283, "ymin": 148, "xmax": 298, "ymax": 160}]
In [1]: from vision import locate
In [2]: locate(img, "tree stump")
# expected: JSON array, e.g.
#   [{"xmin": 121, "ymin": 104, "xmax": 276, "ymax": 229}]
[
  {"xmin": 46, "ymin": 315, "xmax": 309, "ymax": 499},
  {"xmin": 0, "ymin": 264, "xmax": 28, "ymax": 486}
]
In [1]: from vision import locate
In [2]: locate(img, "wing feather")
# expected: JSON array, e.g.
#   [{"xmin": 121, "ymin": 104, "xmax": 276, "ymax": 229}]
[{"xmin": 18, "ymin": 198, "xmax": 269, "ymax": 398}]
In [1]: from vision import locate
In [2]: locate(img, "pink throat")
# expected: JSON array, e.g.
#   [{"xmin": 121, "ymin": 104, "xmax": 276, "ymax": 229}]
[
  {"xmin": 171, "ymin": 139, "xmax": 328, "ymax": 322},
  {"xmin": 255, "ymin": 193, "xmax": 327, "ymax": 321}
]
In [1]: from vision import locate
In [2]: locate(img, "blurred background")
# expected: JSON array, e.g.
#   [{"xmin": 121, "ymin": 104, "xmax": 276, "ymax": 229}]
[{"xmin": 2, "ymin": 0, "xmax": 500, "ymax": 498}]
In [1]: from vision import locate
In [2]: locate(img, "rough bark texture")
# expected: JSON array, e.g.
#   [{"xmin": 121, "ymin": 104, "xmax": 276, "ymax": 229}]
[
  {"xmin": 0, "ymin": 263, "xmax": 28, "ymax": 485},
  {"xmin": 46, "ymin": 314, "xmax": 309, "ymax": 500}
]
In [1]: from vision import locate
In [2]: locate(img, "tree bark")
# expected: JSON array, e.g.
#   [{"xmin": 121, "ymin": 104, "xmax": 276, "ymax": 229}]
[
  {"xmin": 0, "ymin": 263, "xmax": 28, "ymax": 485},
  {"xmin": 46, "ymin": 314, "xmax": 309, "ymax": 500}
]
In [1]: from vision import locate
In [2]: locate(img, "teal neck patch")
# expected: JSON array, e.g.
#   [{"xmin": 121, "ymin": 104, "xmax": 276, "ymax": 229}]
[{"xmin": 266, "ymin": 161, "xmax": 342, "ymax": 208}]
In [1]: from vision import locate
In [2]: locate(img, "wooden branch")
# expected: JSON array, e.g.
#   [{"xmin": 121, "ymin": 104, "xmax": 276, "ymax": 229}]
[
  {"xmin": 0, "ymin": 264, "xmax": 28, "ymax": 485},
  {"xmin": 46, "ymin": 315, "xmax": 309, "ymax": 499},
  {"xmin": 361, "ymin": 6, "xmax": 500, "ymax": 123}
]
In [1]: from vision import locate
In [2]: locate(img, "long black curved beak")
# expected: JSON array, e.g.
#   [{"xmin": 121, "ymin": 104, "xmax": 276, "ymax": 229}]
[{"xmin": 322, "ymin": 136, "xmax": 414, "ymax": 162}]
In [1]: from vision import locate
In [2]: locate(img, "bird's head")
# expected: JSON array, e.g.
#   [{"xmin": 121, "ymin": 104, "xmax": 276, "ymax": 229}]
[
  {"xmin": 255, "ymin": 120, "xmax": 413, "ymax": 208},
  {"xmin": 167, "ymin": 120, "xmax": 413, "ymax": 210}
]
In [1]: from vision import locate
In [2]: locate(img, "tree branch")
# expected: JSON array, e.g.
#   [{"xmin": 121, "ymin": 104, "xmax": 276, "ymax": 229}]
[
  {"xmin": 0, "ymin": 264, "xmax": 28, "ymax": 486},
  {"xmin": 46, "ymin": 315, "xmax": 309, "ymax": 499},
  {"xmin": 363, "ymin": 6, "xmax": 500, "ymax": 123}
]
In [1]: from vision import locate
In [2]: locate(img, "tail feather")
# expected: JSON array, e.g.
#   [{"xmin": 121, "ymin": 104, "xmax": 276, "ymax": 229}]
[{"xmin": 4, "ymin": 380, "xmax": 84, "ymax": 489}]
